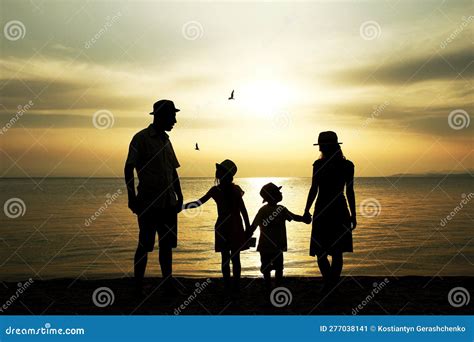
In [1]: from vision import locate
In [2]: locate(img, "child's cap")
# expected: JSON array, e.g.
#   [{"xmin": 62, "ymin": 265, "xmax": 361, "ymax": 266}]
[
  {"xmin": 215, "ymin": 159, "xmax": 237, "ymax": 177},
  {"xmin": 260, "ymin": 182, "xmax": 282, "ymax": 203}
]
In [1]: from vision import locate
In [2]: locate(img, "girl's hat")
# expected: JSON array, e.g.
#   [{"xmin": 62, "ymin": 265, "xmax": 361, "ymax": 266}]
[
  {"xmin": 260, "ymin": 182, "xmax": 282, "ymax": 203},
  {"xmin": 313, "ymin": 131, "xmax": 342, "ymax": 145},
  {"xmin": 215, "ymin": 159, "xmax": 237, "ymax": 177}
]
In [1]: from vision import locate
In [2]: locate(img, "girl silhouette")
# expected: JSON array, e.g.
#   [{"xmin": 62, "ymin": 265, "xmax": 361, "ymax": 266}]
[
  {"xmin": 183, "ymin": 159, "xmax": 249, "ymax": 293},
  {"xmin": 303, "ymin": 131, "xmax": 356, "ymax": 291}
]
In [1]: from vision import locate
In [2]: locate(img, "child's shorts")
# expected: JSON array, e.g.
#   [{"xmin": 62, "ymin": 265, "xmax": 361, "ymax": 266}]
[{"xmin": 260, "ymin": 252, "xmax": 284, "ymax": 273}]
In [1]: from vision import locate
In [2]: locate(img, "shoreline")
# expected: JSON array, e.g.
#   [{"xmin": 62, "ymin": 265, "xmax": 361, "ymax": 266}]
[{"xmin": 1, "ymin": 276, "xmax": 472, "ymax": 315}]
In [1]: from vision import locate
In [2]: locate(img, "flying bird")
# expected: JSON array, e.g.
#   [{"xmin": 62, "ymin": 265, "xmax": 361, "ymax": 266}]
[
  {"xmin": 195, "ymin": 143, "xmax": 200, "ymax": 151},
  {"xmin": 228, "ymin": 90, "xmax": 234, "ymax": 100}
]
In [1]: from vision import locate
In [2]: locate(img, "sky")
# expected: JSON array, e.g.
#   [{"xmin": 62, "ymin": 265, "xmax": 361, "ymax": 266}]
[{"xmin": 0, "ymin": 0, "xmax": 472, "ymax": 177}]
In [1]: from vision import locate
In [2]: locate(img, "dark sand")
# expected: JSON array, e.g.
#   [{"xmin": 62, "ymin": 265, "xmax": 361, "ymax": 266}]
[{"xmin": 0, "ymin": 277, "xmax": 472, "ymax": 315}]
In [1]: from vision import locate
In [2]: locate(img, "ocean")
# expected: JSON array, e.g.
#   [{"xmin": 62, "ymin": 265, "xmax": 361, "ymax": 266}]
[{"xmin": 1, "ymin": 177, "xmax": 472, "ymax": 281}]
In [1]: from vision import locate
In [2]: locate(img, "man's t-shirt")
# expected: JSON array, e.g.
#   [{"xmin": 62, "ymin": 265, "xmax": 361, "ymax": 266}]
[{"xmin": 125, "ymin": 124, "xmax": 180, "ymax": 208}]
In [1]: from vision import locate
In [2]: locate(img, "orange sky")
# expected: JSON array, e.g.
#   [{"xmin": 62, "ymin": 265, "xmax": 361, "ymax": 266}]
[{"xmin": 1, "ymin": 1, "xmax": 472, "ymax": 177}]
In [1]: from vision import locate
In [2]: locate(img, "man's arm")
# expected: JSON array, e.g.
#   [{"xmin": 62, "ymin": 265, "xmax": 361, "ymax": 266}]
[
  {"xmin": 173, "ymin": 169, "xmax": 183, "ymax": 213},
  {"xmin": 124, "ymin": 164, "xmax": 137, "ymax": 214}
]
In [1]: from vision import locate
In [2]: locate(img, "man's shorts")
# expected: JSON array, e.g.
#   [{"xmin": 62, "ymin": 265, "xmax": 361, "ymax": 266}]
[
  {"xmin": 137, "ymin": 205, "xmax": 177, "ymax": 252},
  {"xmin": 260, "ymin": 252, "xmax": 284, "ymax": 273}
]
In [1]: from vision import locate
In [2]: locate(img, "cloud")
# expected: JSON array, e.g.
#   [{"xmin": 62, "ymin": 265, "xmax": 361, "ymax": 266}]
[{"xmin": 335, "ymin": 47, "xmax": 473, "ymax": 85}]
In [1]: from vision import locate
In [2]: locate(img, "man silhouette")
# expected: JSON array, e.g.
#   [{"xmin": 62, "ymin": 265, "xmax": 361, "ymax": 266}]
[{"xmin": 124, "ymin": 99, "xmax": 183, "ymax": 294}]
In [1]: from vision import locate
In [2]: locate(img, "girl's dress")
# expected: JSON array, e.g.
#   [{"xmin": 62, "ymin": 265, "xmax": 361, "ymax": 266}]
[
  {"xmin": 310, "ymin": 158, "xmax": 354, "ymax": 257},
  {"xmin": 207, "ymin": 184, "xmax": 247, "ymax": 252}
]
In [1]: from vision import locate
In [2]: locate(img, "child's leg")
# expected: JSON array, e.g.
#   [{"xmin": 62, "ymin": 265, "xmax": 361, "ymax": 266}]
[
  {"xmin": 221, "ymin": 250, "xmax": 231, "ymax": 281},
  {"xmin": 260, "ymin": 253, "xmax": 272, "ymax": 290},
  {"xmin": 274, "ymin": 253, "xmax": 284, "ymax": 286},
  {"xmin": 330, "ymin": 253, "xmax": 343, "ymax": 282}
]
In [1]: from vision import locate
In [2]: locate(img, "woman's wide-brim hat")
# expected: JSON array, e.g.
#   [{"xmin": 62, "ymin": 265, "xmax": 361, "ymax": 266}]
[
  {"xmin": 215, "ymin": 159, "xmax": 238, "ymax": 177},
  {"xmin": 313, "ymin": 131, "xmax": 343, "ymax": 145}
]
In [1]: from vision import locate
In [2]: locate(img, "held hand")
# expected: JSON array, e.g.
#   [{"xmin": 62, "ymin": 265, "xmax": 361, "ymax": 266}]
[
  {"xmin": 303, "ymin": 211, "xmax": 312, "ymax": 224},
  {"xmin": 350, "ymin": 216, "xmax": 357, "ymax": 230}
]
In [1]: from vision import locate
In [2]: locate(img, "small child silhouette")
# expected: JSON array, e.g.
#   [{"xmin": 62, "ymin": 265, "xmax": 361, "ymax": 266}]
[
  {"xmin": 183, "ymin": 159, "xmax": 249, "ymax": 293},
  {"xmin": 246, "ymin": 183, "xmax": 310, "ymax": 291}
]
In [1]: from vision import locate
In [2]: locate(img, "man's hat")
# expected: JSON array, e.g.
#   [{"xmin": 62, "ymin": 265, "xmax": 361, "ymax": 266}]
[
  {"xmin": 149, "ymin": 99, "xmax": 180, "ymax": 115},
  {"xmin": 313, "ymin": 131, "xmax": 342, "ymax": 145},
  {"xmin": 260, "ymin": 182, "xmax": 282, "ymax": 203},
  {"xmin": 215, "ymin": 159, "xmax": 238, "ymax": 177}
]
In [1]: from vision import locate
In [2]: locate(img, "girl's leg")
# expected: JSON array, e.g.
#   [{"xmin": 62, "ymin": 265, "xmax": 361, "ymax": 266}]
[
  {"xmin": 331, "ymin": 253, "xmax": 343, "ymax": 282},
  {"xmin": 317, "ymin": 255, "xmax": 331, "ymax": 280},
  {"xmin": 221, "ymin": 250, "xmax": 231, "ymax": 282}
]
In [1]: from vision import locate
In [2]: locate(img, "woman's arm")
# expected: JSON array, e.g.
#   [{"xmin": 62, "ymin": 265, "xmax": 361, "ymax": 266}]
[
  {"xmin": 304, "ymin": 166, "xmax": 319, "ymax": 216},
  {"xmin": 346, "ymin": 165, "xmax": 357, "ymax": 230},
  {"xmin": 183, "ymin": 191, "xmax": 212, "ymax": 210}
]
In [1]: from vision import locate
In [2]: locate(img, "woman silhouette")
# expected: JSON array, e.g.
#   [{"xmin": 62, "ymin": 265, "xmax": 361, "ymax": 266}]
[{"xmin": 303, "ymin": 131, "xmax": 356, "ymax": 290}]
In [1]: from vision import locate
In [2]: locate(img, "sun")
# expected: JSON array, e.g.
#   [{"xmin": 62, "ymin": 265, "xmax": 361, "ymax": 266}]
[{"xmin": 237, "ymin": 80, "xmax": 294, "ymax": 118}]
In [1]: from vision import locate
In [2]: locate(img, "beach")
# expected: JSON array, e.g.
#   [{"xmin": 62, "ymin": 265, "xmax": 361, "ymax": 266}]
[{"xmin": 1, "ymin": 276, "xmax": 472, "ymax": 315}]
